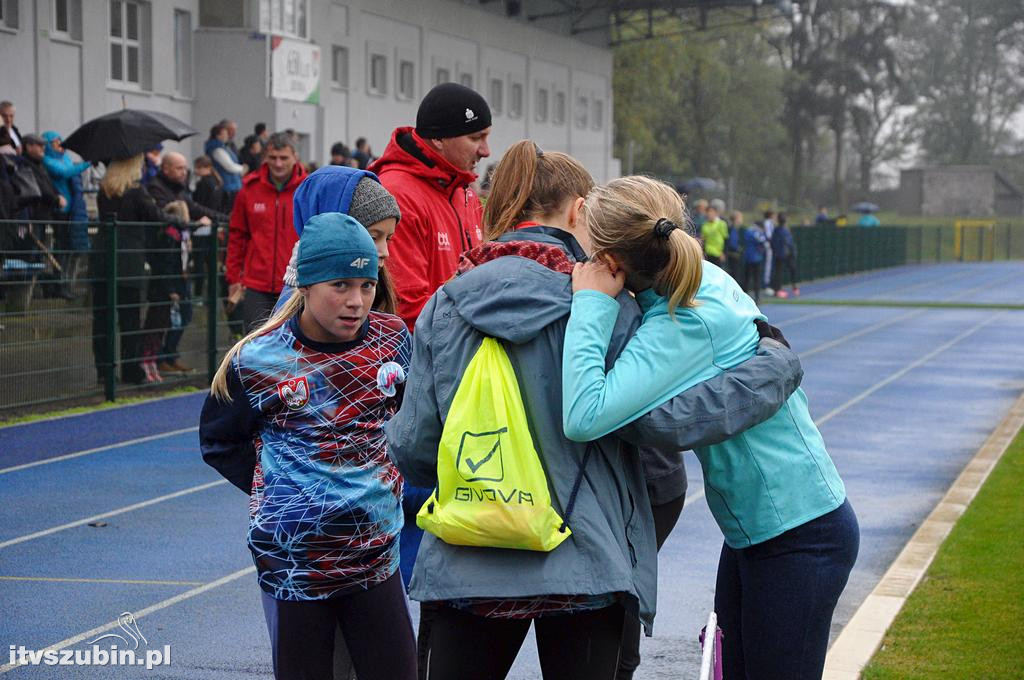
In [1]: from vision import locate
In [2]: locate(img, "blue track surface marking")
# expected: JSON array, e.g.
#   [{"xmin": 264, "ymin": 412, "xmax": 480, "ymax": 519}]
[{"xmin": 2, "ymin": 262, "xmax": 1022, "ymax": 679}]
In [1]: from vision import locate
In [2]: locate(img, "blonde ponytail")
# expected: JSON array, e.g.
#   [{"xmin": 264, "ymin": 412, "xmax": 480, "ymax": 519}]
[
  {"xmin": 584, "ymin": 175, "xmax": 703, "ymax": 316},
  {"xmin": 210, "ymin": 290, "xmax": 304, "ymax": 401}
]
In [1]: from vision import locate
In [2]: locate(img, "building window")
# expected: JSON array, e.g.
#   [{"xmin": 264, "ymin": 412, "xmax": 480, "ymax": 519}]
[
  {"xmin": 110, "ymin": 1, "xmax": 144, "ymax": 86},
  {"xmin": 398, "ymin": 60, "xmax": 415, "ymax": 100},
  {"xmin": 435, "ymin": 67, "xmax": 450, "ymax": 86},
  {"xmin": 199, "ymin": 0, "xmax": 243, "ymax": 27},
  {"xmin": 368, "ymin": 53, "xmax": 387, "ymax": 95},
  {"xmin": 575, "ymin": 94, "xmax": 588, "ymax": 129},
  {"xmin": 173, "ymin": 10, "xmax": 191, "ymax": 96},
  {"xmin": 53, "ymin": 0, "xmax": 82, "ymax": 38},
  {"xmin": 592, "ymin": 99, "xmax": 603, "ymax": 130},
  {"xmin": 509, "ymin": 82, "xmax": 523, "ymax": 119},
  {"xmin": 553, "ymin": 91, "xmax": 566, "ymax": 125},
  {"xmin": 489, "ymin": 78, "xmax": 504, "ymax": 115},
  {"xmin": 257, "ymin": 0, "xmax": 307, "ymax": 38},
  {"xmin": 0, "ymin": 0, "xmax": 19, "ymax": 29},
  {"xmin": 459, "ymin": 72, "xmax": 473, "ymax": 89},
  {"xmin": 535, "ymin": 87, "xmax": 548, "ymax": 123},
  {"xmin": 331, "ymin": 45, "xmax": 349, "ymax": 89}
]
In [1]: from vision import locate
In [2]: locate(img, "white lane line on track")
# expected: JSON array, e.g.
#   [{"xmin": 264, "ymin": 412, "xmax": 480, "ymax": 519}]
[
  {"xmin": 0, "ymin": 426, "xmax": 199, "ymax": 476},
  {"xmin": 813, "ymin": 313, "xmax": 1001, "ymax": 428},
  {"xmin": 0, "ymin": 479, "xmax": 227, "ymax": 550},
  {"xmin": 0, "ymin": 566, "xmax": 256, "ymax": 675},
  {"xmin": 0, "ymin": 576, "xmax": 206, "ymax": 586},
  {"xmin": 801, "ymin": 308, "xmax": 925, "ymax": 358}
]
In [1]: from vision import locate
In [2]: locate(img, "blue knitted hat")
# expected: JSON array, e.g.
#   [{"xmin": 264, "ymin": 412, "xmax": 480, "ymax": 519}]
[{"xmin": 296, "ymin": 213, "xmax": 379, "ymax": 287}]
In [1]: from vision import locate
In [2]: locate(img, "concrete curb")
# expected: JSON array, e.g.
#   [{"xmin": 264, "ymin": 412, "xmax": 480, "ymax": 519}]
[{"xmin": 822, "ymin": 390, "xmax": 1024, "ymax": 680}]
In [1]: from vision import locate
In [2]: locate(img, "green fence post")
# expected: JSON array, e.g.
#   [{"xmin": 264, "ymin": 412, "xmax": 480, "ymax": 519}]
[
  {"xmin": 104, "ymin": 217, "xmax": 118, "ymax": 402},
  {"xmin": 207, "ymin": 222, "xmax": 220, "ymax": 385}
]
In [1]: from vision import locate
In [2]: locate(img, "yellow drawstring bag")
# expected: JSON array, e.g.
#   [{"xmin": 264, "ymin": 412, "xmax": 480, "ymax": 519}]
[{"xmin": 417, "ymin": 337, "xmax": 573, "ymax": 551}]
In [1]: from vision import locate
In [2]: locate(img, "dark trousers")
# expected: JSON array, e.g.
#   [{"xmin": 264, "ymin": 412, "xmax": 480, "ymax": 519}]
[
  {"xmin": 617, "ymin": 492, "xmax": 687, "ymax": 680},
  {"xmin": 715, "ymin": 499, "xmax": 859, "ymax": 680},
  {"xmin": 91, "ymin": 283, "xmax": 144, "ymax": 384},
  {"xmin": 427, "ymin": 602, "xmax": 626, "ymax": 680},
  {"xmin": 260, "ymin": 573, "xmax": 416, "ymax": 680},
  {"xmin": 770, "ymin": 255, "xmax": 798, "ymax": 292},
  {"xmin": 241, "ymin": 288, "xmax": 281, "ymax": 334},
  {"xmin": 743, "ymin": 263, "xmax": 763, "ymax": 303},
  {"xmin": 142, "ymin": 277, "xmax": 192, "ymax": 362}
]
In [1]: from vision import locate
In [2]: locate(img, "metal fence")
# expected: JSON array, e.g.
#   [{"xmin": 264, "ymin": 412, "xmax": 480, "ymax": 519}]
[
  {"xmin": 1, "ymin": 218, "xmax": 235, "ymax": 413},
  {"xmin": 2, "ymin": 219, "xmax": 1022, "ymax": 413},
  {"xmin": 793, "ymin": 222, "xmax": 1024, "ymax": 282}
]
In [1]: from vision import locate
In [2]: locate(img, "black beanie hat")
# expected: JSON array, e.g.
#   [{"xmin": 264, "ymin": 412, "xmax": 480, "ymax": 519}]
[{"xmin": 415, "ymin": 83, "xmax": 492, "ymax": 140}]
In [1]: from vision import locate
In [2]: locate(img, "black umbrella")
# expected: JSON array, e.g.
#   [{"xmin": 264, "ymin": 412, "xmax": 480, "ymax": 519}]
[
  {"xmin": 63, "ymin": 109, "xmax": 197, "ymax": 162},
  {"xmin": 851, "ymin": 201, "xmax": 880, "ymax": 213},
  {"xmin": 678, "ymin": 177, "xmax": 720, "ymax": 194}
]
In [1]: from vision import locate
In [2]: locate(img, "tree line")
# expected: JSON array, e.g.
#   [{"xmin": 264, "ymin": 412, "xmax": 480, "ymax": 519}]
[{"xmin": 612, "ymin": 0, "xmax": 1024, "ymax": 212}]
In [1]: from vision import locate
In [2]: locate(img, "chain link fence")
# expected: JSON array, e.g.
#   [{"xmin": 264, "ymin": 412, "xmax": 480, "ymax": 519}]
[{"xmin": 1, "ymin": 218, "xmax": 237, "ymax": 413}]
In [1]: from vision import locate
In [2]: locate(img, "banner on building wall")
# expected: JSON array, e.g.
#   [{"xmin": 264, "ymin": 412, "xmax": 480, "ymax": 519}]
[{"xmin": 270, "ymin": 36, "xmax": 320, "ymax": 104}]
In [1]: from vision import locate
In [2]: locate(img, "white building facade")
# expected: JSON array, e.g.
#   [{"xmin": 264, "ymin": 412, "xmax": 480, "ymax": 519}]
[{"xmin": 0, "ymin": 0, "xmax": 619, "ymax": 181}]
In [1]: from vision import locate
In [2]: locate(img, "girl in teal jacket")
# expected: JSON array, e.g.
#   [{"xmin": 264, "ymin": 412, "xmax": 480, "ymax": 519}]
[{"xmin": 562, "ymin": 175, "xmax": 858, "ymax": 680}]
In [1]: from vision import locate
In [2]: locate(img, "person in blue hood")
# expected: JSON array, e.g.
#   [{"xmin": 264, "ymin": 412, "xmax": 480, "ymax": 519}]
[
  {"xmin": 282, "ymin": 165, "xmax": 430, "ymax": 583},
  {"xmin": 274, "ymin": 164, "xmax": 421, "ymax": 678},
  {"xmin": 41, "ymin": 131, "xmax": 91, "ymax": 298}
]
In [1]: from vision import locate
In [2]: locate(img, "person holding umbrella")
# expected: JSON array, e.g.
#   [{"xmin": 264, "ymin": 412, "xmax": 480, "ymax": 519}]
[
  {"xmin": 63, "ymin": 109, "xmax": 199, "ymax": 385},
  {"xmin": 853, "ymin": 202, "xmax": 880, "ymax": 227}
]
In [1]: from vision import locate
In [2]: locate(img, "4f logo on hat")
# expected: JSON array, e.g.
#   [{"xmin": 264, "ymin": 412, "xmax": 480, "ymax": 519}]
[
  {"xmin": 350, "ymin": 257, "xmax": 370, "ymax": 269},
  {"xmin": 465, "ymin": 108, "xmax": 477, "ymax": 122},
  {"xmin": 277, "ymin": 376, "xmax": 310, "ymax": 410}
]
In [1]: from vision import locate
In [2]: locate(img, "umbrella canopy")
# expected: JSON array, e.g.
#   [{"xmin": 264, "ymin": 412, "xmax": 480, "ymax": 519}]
[
  {"xmin": 678, "ymin": 177, "xmax": 720, "ymax": 194},
  {"xmin": 851, "ymin": 201, "xmax": 880, "ymax": 213},
  {"xmin": 63, "ymin": 109, "xmax": 197, "ymax": 162}
]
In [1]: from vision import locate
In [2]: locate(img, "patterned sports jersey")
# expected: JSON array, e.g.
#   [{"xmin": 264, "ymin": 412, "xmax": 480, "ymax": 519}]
[{"xmin": 234, "ymin": 312, "xmax": 412, "ymax": 601}]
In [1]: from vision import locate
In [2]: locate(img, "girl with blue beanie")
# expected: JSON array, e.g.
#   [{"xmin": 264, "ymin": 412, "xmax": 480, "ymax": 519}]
[
  {"xmin": 200, "ymin": 213, "xmax": 416, "ymax": 680},
  {"xmin": 562, "ymin": 176, "xmax": 859, "ymax": 680}
]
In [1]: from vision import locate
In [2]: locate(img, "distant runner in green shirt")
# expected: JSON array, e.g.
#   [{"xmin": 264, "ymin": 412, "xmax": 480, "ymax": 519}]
[{"xmin": 701, "ymin": 205, "xmax": 729, "ymax": 263}]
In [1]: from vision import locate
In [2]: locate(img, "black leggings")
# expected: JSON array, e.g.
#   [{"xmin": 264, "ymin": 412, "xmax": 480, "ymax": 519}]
[
  {"xmin": 427, "ymin": 602, "xmax": 626, "ymax": 680},
  {"xmin": 260, "ymin": 572, "xmax": 416, "ymax": 680},
  {"xmin": 616, "ymin": 492, "xmax": 687, "ymax": 680}
]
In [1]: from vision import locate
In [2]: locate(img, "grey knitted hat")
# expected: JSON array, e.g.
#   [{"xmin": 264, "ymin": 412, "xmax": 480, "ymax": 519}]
[
  {"xmin": 349, "ymin": 177, "xmax": 401, "ymax": 229},
  {"xmin": 282, "ymin": 177, "xmax": 400, "ymax": 288}
]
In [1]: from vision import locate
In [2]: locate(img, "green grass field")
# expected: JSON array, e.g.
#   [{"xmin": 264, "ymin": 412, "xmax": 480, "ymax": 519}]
[{"xmin": 861, "ymin": 424, "xmax": 1024, "ymax": 680}]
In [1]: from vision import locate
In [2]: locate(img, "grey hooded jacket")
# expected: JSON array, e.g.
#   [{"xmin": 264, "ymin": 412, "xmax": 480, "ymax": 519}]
[{"xmin": 385, "ymin": 229, "xmax": 802, "ymax": 632}]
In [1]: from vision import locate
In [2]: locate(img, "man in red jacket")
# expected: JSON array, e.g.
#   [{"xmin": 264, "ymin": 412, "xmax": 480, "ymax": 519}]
[
  {"xmin": 370, "ymin": 83, "xmax": 491, "ymax": 330},
  {"xmin": 226, "ymin": 132, "xmax": 307, "ymax": 332}
]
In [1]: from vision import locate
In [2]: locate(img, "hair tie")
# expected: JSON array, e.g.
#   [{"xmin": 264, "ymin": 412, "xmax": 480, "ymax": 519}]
[{"xmin": 653, "ymin": 218, "xmax": 678, "ymax": 239}]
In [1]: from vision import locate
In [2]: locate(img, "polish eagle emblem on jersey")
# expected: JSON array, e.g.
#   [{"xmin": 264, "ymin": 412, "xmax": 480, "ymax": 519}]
[
  {"xmin": 277, "ymin": 376, "xmax": 310, "ymax": 409},
  {"xmin": 376, "ymin": 362, "xmax": 407, "ymax": 398}
]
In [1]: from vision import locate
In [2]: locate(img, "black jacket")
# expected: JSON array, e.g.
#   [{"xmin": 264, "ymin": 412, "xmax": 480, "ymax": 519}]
[
  {"xmin": 146, "ymin": 173, "xmax": 228, "ymax": 223},
  {"xmin": 21, "ymin": 154, "xmax": 62, "ymax": 221},
  {"xmin": 92, "ymin": 185, "xmax": 185, "ymax": 289},
  {"xmin": 193, "ymin": 175, "xmax": 230, "ymax": 215}
]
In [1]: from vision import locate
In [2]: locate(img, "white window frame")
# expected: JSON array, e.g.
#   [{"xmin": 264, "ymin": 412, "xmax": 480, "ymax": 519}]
[
  {"xmin": 109, "ymin": 0, "xmax": 144, "ymax": 88},
  {"xmin": 173, "ymin": 9, "xmax": 192, "ymax": 97},
  {"xmin": 553, "ymin": 90, "xmax": 566, "ymax": 126},
  {"xmin": 489, "ymin": 77, "xmax": 504, "ymax": 116},
  {"xmin": 509, "ymin": 80, "xmax": 524, "ymax": 119},
  {"xmin": 367, "ymin": 50, "xmax": 388, "ymax": 96},
  {"xmin": 535, "ymin": 86, "xmax": 549, "ymax": 123},
  {"xmin": 0, "ymin": 0, "xmax": 20, "ymax": 31},
  {"xmin": 51, "ymin": 0, "xmax": 82, "ymax": 40},
  {"xmin": 259, "ymin": 0, "xmax": 308, "ymax": 39},
  {"xmin": 591, "ymin": 98, "xmax": 603, "ymax": 130},
  {"xmin": 575, "ymin": 93, "xmax": 589, "ymax": 129},
  {"xmin": 397, "ymin": 58, "xmax": 415, "ymax": 100},
  {"xmin": 331, "ymin": 45, "xmax": 349, "ymax": 90}
]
